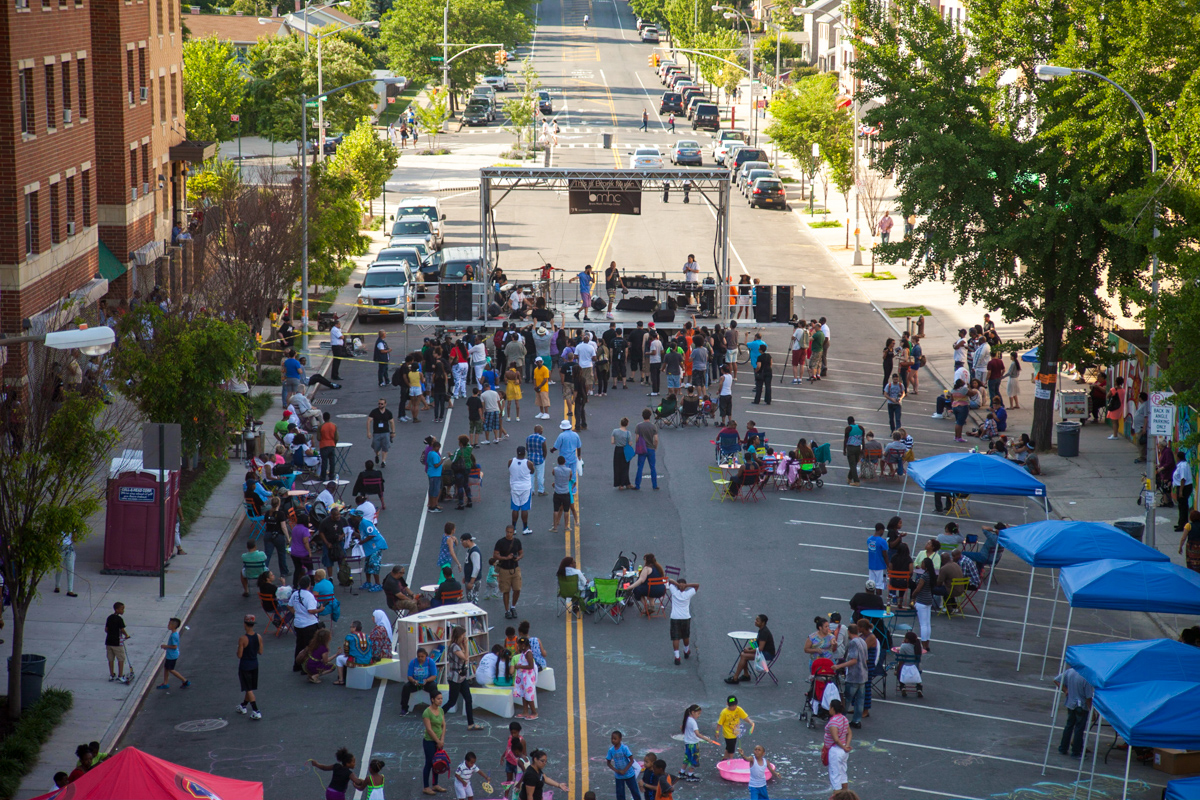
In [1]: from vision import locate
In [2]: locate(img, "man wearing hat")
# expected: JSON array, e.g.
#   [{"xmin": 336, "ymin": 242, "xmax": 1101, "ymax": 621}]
[
  {"xmin": 551, "ymin": 419, "xmax": 583, "ymax": 479},
  {"xmin": 532, "ymin": 357, "xmax": 552, "ymax": 419},
  {"xmin": 460, "ymin": 533, "xmax": 483, "ymax": 603},
  {"xmin": 849, "ymin": 580, "xmax": 885, "ymax": 622}
]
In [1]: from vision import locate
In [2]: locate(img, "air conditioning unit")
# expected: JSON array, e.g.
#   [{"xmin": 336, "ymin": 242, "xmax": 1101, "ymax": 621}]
[
  {"xmin": 128, "ymin": 91, "xmax": 134, "ymax": 105},
  {"xmin": 131, "ymin": 186, "xmax": 138, "ymax": 201},
  {"xmin": 63, "ymin": 108, "xmax": 72, "ymax": 124},
  {"xmin": 142, "ymin": 182, "xmax": 150, "ymax": 197},
  {"xmin": 15, "ymin": 0, "xmax": 28, "ymax": 8},
  {"xmin": 140, "ymin": 86, "xmax": 149, "ymax": 101},
  {"xmin": 66, "ymin": 221, "xmax": 76, "ymax": 235}
]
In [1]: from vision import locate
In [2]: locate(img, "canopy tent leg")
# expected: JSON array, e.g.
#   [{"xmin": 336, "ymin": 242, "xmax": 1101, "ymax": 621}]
[
  {"xmin": 1044, "ymin": 494, "xmax": 1050, "ymax": 520},
  {"xmin": 897, "ymin": 473, "xmax": 909, "ymax": 513},
  {"xmin": 1056, "ymin": 606, "xmax": 1075, "ymax": 679},
  {"xmin": 1120, "ymin": 740, "xmax": 1132, "ymax": 800},
  {"xmin": 1085, "ymin": 708, "xmax": 1103, "ymax": 800},
  {"xmin": 913, "ymin": 492, "xmax": 927, "ymax": 548},
  {"xmin": 1042, "ymin": 688, "xmax": 1063, "ymax": 775},
  {"xmin": 1016, "ymin": 567, "xmax": 1036, "ymax": 671},
  {"xmin": 1040, "ymin": 579, "xmax": 1060, "ymax": 680},
  {"xmin": 1072, "ymin": 704, "xmax": 1095, "ymax": 799},
  {"xmin": 976, "ymin": 538, "xmax": 1001, "ymax": 637}
]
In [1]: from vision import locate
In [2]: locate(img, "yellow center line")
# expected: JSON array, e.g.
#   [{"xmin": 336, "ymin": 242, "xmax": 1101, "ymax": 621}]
[
  {"xmin": 573, "ymin": 503, "xmax": 589, "ymax": 798},
  {"xmin": 565, "ymin": 577, "xmax": 577, "ymax": 798}
]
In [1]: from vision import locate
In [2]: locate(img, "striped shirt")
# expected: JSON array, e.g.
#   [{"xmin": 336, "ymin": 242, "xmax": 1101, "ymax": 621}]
[{"xmin": 824, "ymin": 713, "xmax": 850, "ymax": 748}]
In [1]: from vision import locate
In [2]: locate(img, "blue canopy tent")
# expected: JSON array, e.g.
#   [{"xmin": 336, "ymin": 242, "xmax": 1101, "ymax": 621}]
[
  {"xmin": 1041, "ymin": 640, "xmax": 1200, "ymax": 776},
  {"xmin": 984, "ymin": 521, "xmax": 1169, "ymax": 672},
  {"xmin": 1166, "ymin": 777, "xmax": 1200, "ymax": 800},
  {"xmin": 1086, "ymin": 681, "xmax": 1200, "ymax": 800}
]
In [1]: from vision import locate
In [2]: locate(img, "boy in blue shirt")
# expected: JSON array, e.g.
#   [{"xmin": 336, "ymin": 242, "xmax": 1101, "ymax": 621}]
[
  {"xmin": 570, "ymin": 265, "xmax": 595, "ymax": 321},
  {"xmin": 745, "ymin": 334, "xmax": 766, "ymax": 369},
  {"xmin": 991, "ymin": 396, "xmax": 1008, "ymax": 432},
  {"xmin": 400, "ymin": 648, "xmax": 438, "ymax": 714},
  {"xmin": 156, "ymin": 617, "xmax": 189, "ymax": 690},
  {"xmin": 606, "ymin": 730, "xmax": 640, "ymax": 800},
  {"xmin": 866, "ymin": 523, "xmax": 889, "ymax": 591}
]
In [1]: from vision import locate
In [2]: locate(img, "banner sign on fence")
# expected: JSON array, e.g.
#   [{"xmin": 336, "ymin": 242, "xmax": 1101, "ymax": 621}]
[{"xmin": 568, "ymin": 179, "xmax": 642, "ymax": 215}]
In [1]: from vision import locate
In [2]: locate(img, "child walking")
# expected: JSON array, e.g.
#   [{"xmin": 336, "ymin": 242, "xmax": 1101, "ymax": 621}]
[
  {"xmin": 679, "ymin": 704, "xmax": 720, "ymax": 781},
  {"xmin": 156, "ymin": 618, "xmax": 189, "ymax": 690},
  {"xmin": 365, "ymin": 759, "xmax": 386, "ymax": 800},
  {"xmin": 716, "ymin": 695, "xmax": 754, "ymax": 758},
  {"xmin": 454, "ymin": 751, "xmax": 491, "ymax": 800},
  {"xmin": 737, "ymin": 745, "xmax": 770, "ymax": 800}
]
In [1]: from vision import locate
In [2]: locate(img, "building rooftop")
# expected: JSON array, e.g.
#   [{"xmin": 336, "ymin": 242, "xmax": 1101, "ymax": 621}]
[{"xmin": 186, "ymin": 14, "xmax": 288, "ymax": 46}]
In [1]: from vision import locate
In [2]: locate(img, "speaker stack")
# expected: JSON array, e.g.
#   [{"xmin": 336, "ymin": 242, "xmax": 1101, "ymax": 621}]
[
  {"xmin": 754, "ymin": 285, "xmax": 774, "ymax": 323},
  {"xmin": 775, "ymin": 285, "xmax": 795, "ymax": 323}
]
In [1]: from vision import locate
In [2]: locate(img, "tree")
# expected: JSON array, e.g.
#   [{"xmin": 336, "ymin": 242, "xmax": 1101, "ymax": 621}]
[
  {"xmin": 414, "ymin": 90, "xmax": 450, "ymax": 151},
  {"xmin": 1, "ymin": 338, "xmax": 124, "ymax": 718},
  {"xmin": 191, "ymin": 168, "xmax": 302, "ymax": 331},
  {"xmin": 754, "ymin": 34, "xmax": 805, "ymax": 70},
  {"xmin": 717, "ymin": 62, "xmax": 743, "ymax": 104},
  {"xmin": 379, "ymin": 0, "xmax": 531, "ymax": 112},
  {"xmin": 112, "ymin": 308, "xmax": 255, "ymax": 460},
  {"xmin": 692, "ymin": 28, "xmax": 742, "ymax": 97},
  {"xmin": 183, "ymin": 36, "xmax": 248, "ymax": 143},
  {"xmin": 308, "ymin": 162, "xmax": 370, "ymax": 289},
  {"xmin": 764, "ymin": 73, "xmax": 850, "ymax": 184},
  {"xmin": 501, "ymin": 57, "xmax": 540, "ymax": 152},
  {"xmin": 329, "ymin": 116, "xmax": 400, "ymax": 216},
  {"xmin": 849, "ymin": 0, "xmax": 1188, "ymax": 449},
  {"xmin": 246, "ymin": 34, "xmax": 376, "ymax": 144},
  {"xmin": 186, "ymin": 157, "xmax": 241, "ymax": 208},
  {"xmin": 856, "ymin": 166, "xmax": 891, "ymax": 237}
]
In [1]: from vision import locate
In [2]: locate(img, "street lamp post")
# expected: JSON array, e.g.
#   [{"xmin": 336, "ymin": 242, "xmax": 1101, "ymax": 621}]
[
  {"xmin": 809, "ymin": 141, "xmax": 819, "ymax": 215},
  {"xmin": 299, "ymin": 77, "xmax": 405, "ymax": 357},
  {"xmin": 0, "ymin": 326, "xmax": 116, "ymax": 355},
  {"xmin": 712, "ymin": 5, "xmax": 754, "ymax": 146},
  {"xmin": 1035, "ymin": 64, "xmax": 1161, "ymax": 549}
]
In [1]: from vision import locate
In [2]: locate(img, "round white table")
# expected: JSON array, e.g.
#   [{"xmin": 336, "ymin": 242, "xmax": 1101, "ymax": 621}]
[{"xmin": 727, "ymin": 630, "xmax": 759, "ymax": 675}]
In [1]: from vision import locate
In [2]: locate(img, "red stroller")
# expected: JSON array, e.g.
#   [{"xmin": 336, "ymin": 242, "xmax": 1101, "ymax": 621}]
[{"xmin": 801, "ymin": 657, "xmax": 842, "ymax": 728}]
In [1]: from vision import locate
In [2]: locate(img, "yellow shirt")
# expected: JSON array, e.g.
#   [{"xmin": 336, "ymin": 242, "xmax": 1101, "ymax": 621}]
[
  {"xmin": 533, "ymin": 365, "xmax": 550, "ymax": 392},
  {"xmin": 717, "ymin": 706, "xmax": 749, "ymax": 739}
]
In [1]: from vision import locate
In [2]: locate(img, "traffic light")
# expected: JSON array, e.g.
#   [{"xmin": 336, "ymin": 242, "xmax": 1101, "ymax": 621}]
[
  {"xmin": 650, "ymin": 54, "xmax": 660, "ymax": 67},
  {"xmin": 495, "ymin": 49, "xmax": 507, "ymax": 65}
]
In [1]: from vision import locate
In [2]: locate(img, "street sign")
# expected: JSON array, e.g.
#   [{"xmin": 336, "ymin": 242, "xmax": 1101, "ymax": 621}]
[
  {"xmin": 568, "ymin": 178, "xmax": 642, "ymax": 215},
  {"xmin": 230, "ymin": 113, "xmax": 240, "ymax": 122},
  {"xmin": 430, "ymin": 56, "xmax": 444, "ymax": 61},
  {"xmin": 1150, "ymin": 391, "xmax": 1176, "ymax": 436},
  {"xmin": 388, "ymin": 96, "xmax": 396, "ymax": 104}
]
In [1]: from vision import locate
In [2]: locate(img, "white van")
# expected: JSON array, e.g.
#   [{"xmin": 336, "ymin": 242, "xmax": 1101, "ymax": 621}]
[{"xmin": 355, "ymin": 262, "xmax": 413, "ymax": 321}]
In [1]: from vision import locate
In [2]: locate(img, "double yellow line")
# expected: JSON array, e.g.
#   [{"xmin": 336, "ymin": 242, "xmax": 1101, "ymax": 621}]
[{"xmin": 562, "ymin": 392, "xmax": 589, "ymax": 799}]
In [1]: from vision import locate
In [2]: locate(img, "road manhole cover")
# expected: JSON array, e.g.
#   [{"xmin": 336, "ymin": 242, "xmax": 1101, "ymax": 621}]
[{"xmin": 174, "ymin": 719, "xmax": 228, "ymax": 733}]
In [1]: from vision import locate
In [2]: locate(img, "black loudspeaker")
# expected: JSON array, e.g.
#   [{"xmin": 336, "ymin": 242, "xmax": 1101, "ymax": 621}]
[
  {"xmin": 754, "ymin": 284, "xmax": 774, "ymax": 323},
  {"xmin": 617, "ymin": 296, "xmax": 659, "ymax": 312},
  {"xmin": 652, "ymin": 308, "xmax": 676, "ymax": 323},
  {"xmin": 666, "ymin": 296, "xmax": 678, "ymax": 311},
  {"xmin": 438, "ymin": 284, "xmax": 457, "ymax": 321},
  {"xmin": 775, "ymin": 285, "xmax": 794, "ymax": 323},
  {"xmin": 591, "ymin": 296, "xmax": 607, "ymax": 311},
  {"xmin": 456, "ymin": 285, "xmax": 473, "ymax": 321}
]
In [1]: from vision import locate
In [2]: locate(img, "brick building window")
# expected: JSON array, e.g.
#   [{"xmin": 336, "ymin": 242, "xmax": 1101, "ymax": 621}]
[
  {"xmin": 158, "ymin": 77, "xmax": 165, "ymax": 122},
  {"xmin": 66, "ymin": 176, "xmax": 76, "ymax": 231},
  {"xmin": 61, "ymin": 61, "xmax": 71, "ymax": 122},
  {"xmin": 49, "ymin": 183, "xmax": 61, "ymax": 244},
  {"xmin": 156, "ymin": 0, "xmax": 162, "ymax": 34},
  {"xmin": 25, "ymin": 192, "xmax": 39, "ymax": 255},
  {"xmin": 81, "ymin": 169, "xmax": 91, "ymax": 226},
  {"xmin": 45, "ymin": 63, "xmax": 55, "ymax": 129},
  {"xmin": 168, "ymin": 0, "xmax": 174, "ymax": 31},
  {"xmin": 130, "ymin": 149, "xmax": 137, "ymax": 193},
  {"xmin": 77, "ymin": 58, "xmax": 87, "ymax": 118},
  {"xmin": 141, "ymin": 143, "xmax": 150, "ymax": 188},
  {"xmin": 126, "ymin": 49, "xmax": 134, "ymax": 103},
  {"xmin": 19, "ymin": 68, "xmax": 34, "ymax": 134},
  {"xmin": 170, "ymin": 72, "xmax": 177, "ymax": 118},
  {"xmin": 138, "ymin": 47, "xmax": 146, "ymax": 99}
]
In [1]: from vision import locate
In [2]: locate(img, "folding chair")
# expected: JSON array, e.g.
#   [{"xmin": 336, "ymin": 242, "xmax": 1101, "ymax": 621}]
[
  {"xmin": 890, "ymin": 608, "xmax": 917, "ymax": 637},
  {"xmin": 870, "ymin": 647, "xmax": 893, "ymax": 700},
  {"xmin": 937, "ymin": 577, "xmax": 972, "ymax": 619},
  {"xmin": 753, "ymin": 635, "xmax": 784, "ymax": 685},
  {"xmin": 556, "ymin": 575, "xmax": 583, "ymax": 618},
  {"xmin": 955, "ymin": 578, "xmax": 980, "ymax": 615},
  {"xmin": 894, "ymin": 651, "xmax": 922, "ymax": 697},
  {"xmin": 591, "ymin": 578, "xmax": 623, "ymax": 624},
  {"xmin": 708, "ymin": 465, "xmax": 731, "ymax": 501},
  {"xmin": 714, "ymin": 432, "xmax": 741, "ymax": 463},
  {"xmin": 886, "ymin": 568, "xmax": 912, "ymax": 608},
  {"xmin": 360, "ymin": 476, "xmax": 386, "ymax": 510},
  {"xmin": 641, "ymin": 575, "xmax": 669, "ymax": 618},
  {"xmin": 744, "ymin": 469, "xmax": 769, "ymax": 502},
  {"xmin": 663, "ymin": 565, "xmax": 681, "ymax": 582},
  {"xmin": 947, "ymin": 494, "xmax": 972, "ymax": 518},
  {"xmin": 737, "ymin": 467, "xmax": 763, "ymax": 503},
  {"xmin": 258, "ymin": 592, "xmax": 294, "ymax": 637},
  {"xmin": 244, "ymin": 502, "xmax": 266, "ymax": 541}
]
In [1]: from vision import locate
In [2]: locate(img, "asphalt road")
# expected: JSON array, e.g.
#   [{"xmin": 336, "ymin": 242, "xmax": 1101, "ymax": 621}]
[{"xmin": 117, "ymin": 2, "xmax": 1167, "ymax": 798}]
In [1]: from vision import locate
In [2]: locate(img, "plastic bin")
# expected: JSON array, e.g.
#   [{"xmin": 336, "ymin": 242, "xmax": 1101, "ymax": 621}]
[
  {"xmin": 8, "ymin": 654, "xmax": 46, "ymax": 706},
  {"xmin": 1056, "ymin": 421, "xmax": 1081, "ymax": 458},
  {"xmin": 1113, "ymin": 521, "xmax": 1145, "ymax": 541},
  {"xmin": 602, "ymin": 132, "xmax": 613, "ymax": 149}
]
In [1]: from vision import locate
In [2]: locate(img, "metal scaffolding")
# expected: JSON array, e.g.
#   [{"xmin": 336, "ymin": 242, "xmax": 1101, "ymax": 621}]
[{"xmin": 478, "ymin": 167, "xmax": 733, "ymax": 318}]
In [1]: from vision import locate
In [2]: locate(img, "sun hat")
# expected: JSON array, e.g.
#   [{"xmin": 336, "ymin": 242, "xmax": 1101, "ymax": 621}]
[{"xmin": 560, "ymin": 420, "xmax": 573, "ymax": 430}]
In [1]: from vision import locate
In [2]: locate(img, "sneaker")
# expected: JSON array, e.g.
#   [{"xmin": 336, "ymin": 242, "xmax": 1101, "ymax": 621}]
[
  {"xmin": 685, "ymin": 774, "xmax": 700, "ymax": 782},
  {"xmin": 156, "ymin": 683, "xmax": 169, "ymax": 690},
  {"xmin": 1107, "ymin": 435, "xmax": 1118, "ymax": 440},
  {"xmin": 249, "ymin": 710, "xmax": 262, "ymax": 720},
  {"xmin": 684, "ymin": 650, "xmax": 690, "ymax": 659},
  {"xmin": 523, "ymin": 528, "xmax": 533, "ymax": 535},
  {"xmin": 109, "ymin": 675, "xmax": 117, "ymax": 682},
  {"xmin": 516, "ymin": 417, "xmax": 521, "ymax": 422},
  {"xmin": 181, "ymin": 680, "xmax": 190, "ymax": 689},
  {"xmin": 237, "ymin": 704, "xmax": 248, "ymax": 715},
  {"xmin": 954, "ymin": 437, "xmax": 968, "ymax": 443},
  {"xmin": 674, "ymin": 657, "xmax": 681, "ymax": 665},
  {"xmin": 931, "ymin": 413, "xmax": 943, "ymax": 419},
  {"xmin": 429, "ymin": 507, "xmax": 443, "ymax": 513}
]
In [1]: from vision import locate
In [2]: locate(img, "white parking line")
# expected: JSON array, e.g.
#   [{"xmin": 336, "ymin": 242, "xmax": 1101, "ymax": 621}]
[
  {"xmin": 755, "ymin": 423, "xmax": 965, "ymax": 451},
  {"xmin": 919, "ymin": 669, "xmax": 1055, "ymax": 692},
  {"xmin": 899, "ymin": 786, "xmax": 985, "ymax": 800},
  {"xmin": 739, "ymin": 405, "xmax": 955, "ymax": 437},
  {"xmin": 871, "ymin": 699, "xmax": 1053, "ymax": 729}
]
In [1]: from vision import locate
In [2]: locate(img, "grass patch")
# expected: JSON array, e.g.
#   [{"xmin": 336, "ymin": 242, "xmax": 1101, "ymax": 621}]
[
  {"xmin": 179, "ymin": 457, "xmax": 232, "ymax": 535},
  {"xmin": 859, "ymin": 271, "xmax": 897, "ymax": 280},
  {"xmin": 780, "ymin": 176, "xmax": 798, "ymax": 183},
  {"xmin": 0, "ymin": 688, "xmax": 73, "ymax": 800},
  {"xmin": 809, "ymin": 220, "xmax": 841, "ymax": 228},
  {"xmin": 257, "ymin": 366, "xmax": 281, "ymax": 386},
  {"xmin": 248, "ymin": 391, "xmax": 274, "ymax": 420},
  {"xmin": 415, "ymin": 148, "xmax": 452, "ymax": 156},
  {"xmin": 885, "ymin": 305, "xmax": 931, "ymax": 317},
  {"xmin": 377, "ymin": 83, "xmax": 427, "ymax": 127}
]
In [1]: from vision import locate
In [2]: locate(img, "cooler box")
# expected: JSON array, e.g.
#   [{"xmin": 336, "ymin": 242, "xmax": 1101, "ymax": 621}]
[{"xmin": 103, "ymin": 450, "xmax": 181, "ymax": 575}]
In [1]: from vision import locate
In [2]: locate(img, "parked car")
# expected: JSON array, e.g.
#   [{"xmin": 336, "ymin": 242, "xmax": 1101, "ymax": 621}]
[
  {"xmin": 537, "ymin": 90, "xmax": 553, "ymax": 115},
  {"xmin": 667, "ymin": 72, "xmax": 692, "ymax": 89},
  {"xmin": 629, "ymin": 147, "xmax": 665, "ymax": 169},
  {"xmin": 692, "ymin": 102, "xmax": 720, "ymax": 131},
  {"xmin": 308, "ymin": 133, "xmax": 344, "ymax": 155},
  {"xmin": 641, "ymin": 26, "xmax": 660, "ymax": 42},
  {"xmin": 741, "ymin": 167, "xmax": 776, "ymax": 196},
  {"xmin": 716, "ymin": 140, "xmax": 747, "ymax": 166},
  {"xmin": 370, "ymin": 247, "xmax": 428, "ymax": 274},
  {"xmin": 660, "ymin": 65, "xmax": 682, "ymax": 83},
  {"xmin": 737, "ymin": 160, "xmax": 771, "ymax": 192},
  {"xmin": 679, "ymin": 86, "xmax": 702, "ymax": 107},
  {"xmin": 659, "ymin": 92, "xmax": 684, "ymax": 114},
  {"xmin": 670, "ymin": 140, "xmax": 703, "ymax": 166},
  {"xmin": 392, "ymin": 196, "xmax": 446, "ymax": 249},
  {"xmin": 388, "ymin": 215, "xmax": 437, "ymax": 251},
  {"xmin": 684, "ymin": 93, "xmax": 707, "ymax": 119},
  {"xmin": 463, "ymin": 98, "xmax": 494, "ymax": 126},
  {"xmin": 471, "ymin": 85, "xmax": 498, "ymax": 106},
  {"xmin": 656, "ymin": 60, "xmax": 676, "ymax": 78},
  {"xmin": 748, "ymin": 177, "xmax": 788, "ymax": 209},
  {"xmin": 482, "ymin": 73, "xmax": 509, "ymax": 91},
  {"xmin": 637, "ymin": 17, "xmax": 653, "ymax": 31},
  {"xmin": 355, "ymin": 263, "xmax": 413, "ymax": 321},
  {"xmin": 730, "ymin": 147, "xmax": 770, "ymax": 173}
]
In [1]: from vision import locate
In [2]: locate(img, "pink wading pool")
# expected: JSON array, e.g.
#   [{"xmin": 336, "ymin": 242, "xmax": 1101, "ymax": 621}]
[{"xmin": 716, "ymin": 758, "xmax": 777, "ymax": 782}]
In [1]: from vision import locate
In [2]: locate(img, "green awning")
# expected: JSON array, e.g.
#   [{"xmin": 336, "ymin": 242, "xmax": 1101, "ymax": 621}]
[{"xmin": 98, "ymin": 242, "xmax": 127, "ymax": 281}]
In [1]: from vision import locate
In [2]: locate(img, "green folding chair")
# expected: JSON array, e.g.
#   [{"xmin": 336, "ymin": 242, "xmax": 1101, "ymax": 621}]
[
  {"xmin": 591, "ymin": 578, "xmax": 623, "ymax": 624},
  {"xmin": 557, "ymin": 575, "xmax": 583, "ymax": 618}
]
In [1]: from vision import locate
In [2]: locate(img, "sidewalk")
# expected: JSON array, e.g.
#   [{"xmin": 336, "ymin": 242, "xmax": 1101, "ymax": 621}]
[{"xmin": 12, "ymin": 228, "xmax": 389, "ymax": 799}]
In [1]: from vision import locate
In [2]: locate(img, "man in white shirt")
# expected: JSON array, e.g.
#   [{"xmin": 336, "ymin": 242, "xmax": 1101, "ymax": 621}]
[
  {"xmin": 683, "ymin": 254, "xmax": 700, "ymax": 304},
  {"xmin": 668, "ymin": 577, "xmax": 699, "ymax": 665},
  {"xmin": 790, "ymin": 321, "xmax": 809, "ymax": 384},
  {"xmin": 972, "ymin": 337, "xmax": 991, "ymax": 385},
  {"xmin": 509, "ymin": 287, "xmax": 530, "ymax": 318},
  {"xmin": 647, "ymin": 333, "xmax": 664, "ymax": 396},
  {"xmin": 480, "ymin": 384, "xmax": 503, "ymax": 444},
  {"xmin": 468, "ymin": 336, "xmax": 488, "ymax": 390},
  {"xmin": 289, "ymin": 575, "xmax": 322, "ymax": 672},
  {"xmin": 329, "ymin": 320, "xmax": 345, "ymax": 382},
  {"xmin": 718, "ymin": 364, "xmax": 734, "ymax": 425},
  {"xmin": 575, "ymin": 335, "xmax": 597, "ymax": 394},
  {"xmin": 1174, "ymin": 450, "xmax": 1193, "ymax": 532},
  {"xmin": 315, "ymin": 481, "xmax": 337, "ymax": 515},
  {"xmin": 819, "ymin": 317, "xmax": 831, "ymax": 377},
  {"xmin": 953, "ymin": 328, "xmax": 968, "ymax": 371}
]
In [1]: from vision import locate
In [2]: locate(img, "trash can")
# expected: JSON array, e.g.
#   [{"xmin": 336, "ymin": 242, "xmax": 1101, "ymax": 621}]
[
  {"xmin": 8, "ymin": 654, "xmax": 46, "ymax": 706},
  {"xmin": 1056, "ymin": 421, "xmax": 1081, "ymax": 458},
  {"xmin": 602, "ymin": 132, "xmax": 612, "ymax": 149},
  {"xmin": 1113, "ymin": 521, "xmax": 1145, "ymax": 541}
]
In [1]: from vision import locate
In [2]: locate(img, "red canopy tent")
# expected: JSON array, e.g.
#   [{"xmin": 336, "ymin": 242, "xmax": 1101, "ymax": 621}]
[{"xmin": 30, "ymin": 747, "xmax": 263, "ymax": 800}]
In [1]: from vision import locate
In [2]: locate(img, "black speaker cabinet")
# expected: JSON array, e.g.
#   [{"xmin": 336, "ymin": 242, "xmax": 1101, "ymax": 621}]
[
  {"xmin": 438, "ymin": 284, "xmax": 457, "ymax": 321},
  {"xmin": 775, "ymin": 285, "xmax": 795, "ymax": 323},
  {"xmin": 652, "ymin": 308, "xmax": 676, "ymax": 323},
  {"xmin": 754, "ymin": 284, "xmax": 774, "ymax": 323}
]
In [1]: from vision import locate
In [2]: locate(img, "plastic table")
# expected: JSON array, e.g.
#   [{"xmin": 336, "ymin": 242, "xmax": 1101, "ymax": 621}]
[{"xmin": 727, "ymin": 630, "xmax": 759, "ymax": 675}]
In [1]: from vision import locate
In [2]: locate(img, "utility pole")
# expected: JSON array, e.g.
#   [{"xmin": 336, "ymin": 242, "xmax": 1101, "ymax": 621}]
[
  {"xmin": 443, "ymin": 1, "xmax": 451, "ymax": 112},
  {"xmin": 851, "ymin": 87, "xmax": 862, "ymax": 266}
]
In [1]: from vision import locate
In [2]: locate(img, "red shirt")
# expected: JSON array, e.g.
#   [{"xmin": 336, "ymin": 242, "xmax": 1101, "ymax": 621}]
[
  {"xmin": 318, "ymin": 421, "xmax": 338, "ymax": 449},
  {"xmin": 986, "ymin": 357, "xmax": 1005, "ymax": 382}
]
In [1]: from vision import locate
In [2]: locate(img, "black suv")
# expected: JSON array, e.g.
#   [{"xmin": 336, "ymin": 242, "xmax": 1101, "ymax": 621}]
[
  {"xmin": 692, "ymin": 103, "xmax": 720, "ymax": 131},
  {"xmin": 660, "ymin": 92, "xmax": 683, "ymax": 114}
]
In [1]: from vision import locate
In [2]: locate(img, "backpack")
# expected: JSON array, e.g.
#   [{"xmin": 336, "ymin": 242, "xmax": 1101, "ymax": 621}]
[
  {"xmin": 1107, "ymin": 392, "xmax": 1121, "ymax": 413},
  {"xmin": 453, "ymin": 447, "xmax": 475, "ymax": 473}
]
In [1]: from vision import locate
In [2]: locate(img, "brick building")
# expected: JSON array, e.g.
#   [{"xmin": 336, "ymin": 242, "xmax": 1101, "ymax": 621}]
[{"xmin": 0, "ymin": 0, "xmax": 210, "ymax": 384}]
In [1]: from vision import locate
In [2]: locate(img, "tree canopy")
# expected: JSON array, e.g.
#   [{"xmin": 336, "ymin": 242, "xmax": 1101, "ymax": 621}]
[
  {"xmin": 329, "ymin": 116, "xmax": 400, "ymax": 215},
  {"xmin": 182, "ymin": 35, "xmax": 247, "ymax": 143},
  {"xmin": 764, "ymin": 73, "xmax": 850, "ymax": 181}
]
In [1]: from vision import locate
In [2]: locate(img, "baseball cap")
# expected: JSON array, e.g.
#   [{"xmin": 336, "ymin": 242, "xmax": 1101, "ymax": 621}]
[
  {"xmin": 244, "ymin": 614, "xmax": 256, "ymax": 625},
  {"xmin": 865, "ymin": 578, "xmax": 877, "ymax": 591},
  {"xmin": 726, "ymin": 695, "xmax": 738, "ymax": 706}
]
